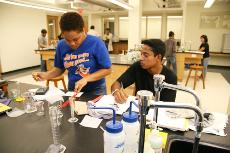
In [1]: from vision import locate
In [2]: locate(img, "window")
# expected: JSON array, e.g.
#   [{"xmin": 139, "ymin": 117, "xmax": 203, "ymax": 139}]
[
  {"xmin": 119, "ymin": 17, "xmax": 128, "ymax": 39},
  {"xmin": 167, "ymin": 16, "xmax": 182, "ymax": 39},
  {"xmin": 147, "ymin": 16, "xmax": 162, "ymax": 39}
]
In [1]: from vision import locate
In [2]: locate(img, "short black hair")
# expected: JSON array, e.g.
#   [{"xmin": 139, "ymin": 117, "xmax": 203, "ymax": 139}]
[
  {"xmin": 169, "ymin": 31, "xmax": 174, "ymax": 37},
  {"xmin": 142, "ymin": 39, "xmax": 166, "ymax": 60},
  {"xmin": 201, "ymin": 35, "xmax": 208, "ymax": 43},
  {"xmin": 41, "ymin": 29, "xmax": 47, "ymax": 34},
  {"xmin": 90, "ymin": 25, "xmax": 95, "ymax": 29},
  {"xmin": 60, "ymin": 12, "xmax": 84, "ymax": 32}
]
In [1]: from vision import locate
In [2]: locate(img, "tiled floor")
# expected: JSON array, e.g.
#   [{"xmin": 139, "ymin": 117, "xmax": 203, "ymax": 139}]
[{"xmin": 2, "ymin": 66, "xmax": 230, "ymax": 114}]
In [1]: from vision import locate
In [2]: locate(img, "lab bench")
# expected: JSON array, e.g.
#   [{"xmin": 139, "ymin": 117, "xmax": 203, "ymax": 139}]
[{"xmin": 0, "ymin": 82, "xmax": 229, "ymax": 153}]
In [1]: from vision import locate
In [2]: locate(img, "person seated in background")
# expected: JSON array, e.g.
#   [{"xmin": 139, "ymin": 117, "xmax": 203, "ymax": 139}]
[
  {"xmin": 111, "ymin": 39, "xmax": 177, "ymax": 103},
  {"xmin": 199, "ymin": 34, "xmax": 209, "ymax": 78},
  {"xmin": 165, "ymin": 31, "xmax": 177, "ymax": 74},
  {"xmin": 87, "ymin": 25, "xmax": 99, "ymax": 37},
  {"xmin": 103, "ymin": 28, "xmax": 113, "ymax": 52},
  {"xmin": 38, "ymin": 29, "xmax": 48, "ymax": 72},
  {"xmin": 33, "ymin": 12, "xmax": 111, "ymax": 95}
]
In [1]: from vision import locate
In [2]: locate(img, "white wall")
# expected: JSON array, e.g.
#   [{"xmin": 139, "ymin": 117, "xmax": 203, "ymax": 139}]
[
  {"xmin": 0, "ymin": 3, "xmax": 47, "ymax": 73},
  {"xmin": 119, "ymin": 17, "xmax": 129, "ymax": 39},
  {"xmin": 147, "ymin": 16, "xmax": 162, "ymax": 39},
  {"xmin": 91, "ymin": 14, "xmax": 103, "ymax": 37},
  {"xmin": 184, "ymin": 2, "xmax": 230, "ymax": 52},
  {"xmin": 167, "ymin": 16, "xmax": 182, "ymax": 39}
]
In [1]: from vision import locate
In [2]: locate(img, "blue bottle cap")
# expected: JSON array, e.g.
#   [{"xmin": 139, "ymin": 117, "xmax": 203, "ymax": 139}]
[
  {"xmin": 105, "ymin": 120, "xmax": 123, "ymax": 133},
  {"xmin": 123, "ymin": 112, "xmax": 138, "ymax": 123}
]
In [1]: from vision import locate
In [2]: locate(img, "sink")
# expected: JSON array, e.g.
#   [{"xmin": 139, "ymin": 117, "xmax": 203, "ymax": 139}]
[{"xmin": 166, "ymin": 138, "xmax": 230, "ymax": 153}]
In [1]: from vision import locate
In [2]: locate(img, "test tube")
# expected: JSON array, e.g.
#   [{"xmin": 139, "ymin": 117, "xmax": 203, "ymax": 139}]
[{"xmin": 68, "ymin": 97, "xmax": 78, "ymax": 123}]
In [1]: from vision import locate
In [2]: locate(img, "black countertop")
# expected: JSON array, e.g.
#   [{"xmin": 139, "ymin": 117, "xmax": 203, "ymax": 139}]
[{"xmin": 0, "ymin": 82, "xmax": 229, "ymax": 153}]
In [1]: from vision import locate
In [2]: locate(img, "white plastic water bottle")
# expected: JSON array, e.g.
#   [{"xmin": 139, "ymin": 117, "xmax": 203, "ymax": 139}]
[
  {"xmin": 148, "ymin": 129, "xmax": 163, "ymax": 153},
  {"xmin": 122, "ymin": 101, "xmax": 139, "ymax": 153},
  {"xmin": 88, "ymin": 106, "xmax": 125, "ymax": 153},
  {"xmin": 104, "ymin": 120, "xmax": 125, "ymax": 153}
]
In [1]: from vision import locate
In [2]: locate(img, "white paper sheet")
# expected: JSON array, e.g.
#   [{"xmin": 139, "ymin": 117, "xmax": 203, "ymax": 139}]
[
  {"xmin": 146, "ymin": 108, "xmax": 189, "ymax": 131},
  {"xmin": 32, "ymin": 87, "xmax": 65, "ymax": 101},
  {"xmin": 189, "ymin": 112, "xmax": 228, "ymax": 136},
  {"xmin": 80, "ymin": 115, "xmax": 102, "ymax": 128}
]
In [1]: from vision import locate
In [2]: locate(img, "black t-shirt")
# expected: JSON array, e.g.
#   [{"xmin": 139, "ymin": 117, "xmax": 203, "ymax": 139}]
[
  {"xmin": 117, "ymin": 62, "xmax": 177, "ymax": 102},
  {"xmin": 199, "ymin": 43, "xmax": 209, "ymax": 58}
]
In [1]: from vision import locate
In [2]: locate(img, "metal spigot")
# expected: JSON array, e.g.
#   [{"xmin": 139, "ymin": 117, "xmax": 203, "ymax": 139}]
[
  {"xmin": 149, "ymin": 101, "xmax": 204, "ymax": 153},
  {"xmin": 153, "ymin": 74, "xmax": 201, "ymax": 131},
  {"xmin": 153, "ymin": 74, "xmax": 200, "ymax": 107},
  {"xmin": 137, "ymin": 74, "xmax": 204, "ymax": 153},
  {"xmin": 137, "ymin": 90, "xmax": 153, "ymax": 153}
]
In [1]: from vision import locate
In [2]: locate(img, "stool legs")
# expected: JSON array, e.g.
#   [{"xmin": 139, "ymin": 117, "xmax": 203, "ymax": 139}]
[
  {"xmin": 61, "ymin": 78, "xmax": 67, "ymax": 92},
  {"xmin": 193, "ymin": 69, "xmax": 198, "ymax": 90},
  {"xmin": 54, "ymin": 81, "xmax": 58, "ymax": 88},
  {"xmin": 46, "ymin": 80, "xmax": 49, "ymax": 87},
  {"xmin": 202, "ymin": 70, "xmax": 205, "ymax": 89},
  {"xmin": 185, "ymin": 69, "xmax": 192, "ymax": 86},
  {"xmin": 46, "ymin": 77, "xmax": 67, "ymax": 92}
]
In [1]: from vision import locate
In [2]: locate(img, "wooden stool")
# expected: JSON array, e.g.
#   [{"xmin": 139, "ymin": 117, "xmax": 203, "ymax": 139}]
[
  {"xmin": 46, "ymin": 75, "xmax": 67, "ymax": 92},
  {"xmin": 185, "ymin": 65, "xmax": 205, "ymax": 90}
]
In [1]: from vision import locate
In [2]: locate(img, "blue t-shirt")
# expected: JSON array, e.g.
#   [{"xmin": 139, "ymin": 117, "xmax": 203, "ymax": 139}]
[{"xmin": 54, "ymin": 35, "xmax": 111, "ymax": 91}]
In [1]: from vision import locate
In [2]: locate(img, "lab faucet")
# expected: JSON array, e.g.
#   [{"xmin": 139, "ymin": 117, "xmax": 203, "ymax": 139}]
[
  {"xmin": 153, "ymin": 74, "xmax": 200, "ymax": 107},
  {"xmin": 153, "ymin": 74, "xmax": 201, "ymax": 123},
  {"xmin": 137, "ymin": 74, "xmax": 204, "ymax": 153}
]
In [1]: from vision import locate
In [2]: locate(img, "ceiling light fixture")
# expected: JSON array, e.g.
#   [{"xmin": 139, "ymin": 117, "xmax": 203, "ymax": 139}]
[
  {"xmin": 204, "ymin": 0, "xmax": 215, "ymax": 8},
  {"xmin": 106, "ymin": 0, "xmax": 133, "ymax": 10},
  {"xmin": 0, "ymin": 0, "xmax": 67, "ymax": 13}
]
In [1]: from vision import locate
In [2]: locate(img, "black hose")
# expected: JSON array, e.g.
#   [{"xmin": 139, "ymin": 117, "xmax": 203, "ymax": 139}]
[
  {"xmin": 138, "ymin": 114, "xmax": 146, "ymax": 153},
  {"xmin": 192, "ymin": 137, "xmax": 200, "ymax": 153}
]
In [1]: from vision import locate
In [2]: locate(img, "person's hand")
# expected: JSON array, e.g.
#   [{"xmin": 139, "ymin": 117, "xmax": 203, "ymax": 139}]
[
  {"xmin": 74, "ymin": 78, "xmax": 88, "ymax": 93},
  {"xmin": 112, "ymin": 89, "xmax": 128, "ymax": 104},
  {"xmin": 32, "ymin": 72, "xmax": 45, "ymax": 81}
]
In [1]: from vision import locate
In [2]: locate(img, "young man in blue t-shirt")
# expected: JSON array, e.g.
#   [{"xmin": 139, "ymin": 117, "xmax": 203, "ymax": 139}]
[{"xmin": 33, "ymin": 12, "xmax": 111, "ymax": 95}]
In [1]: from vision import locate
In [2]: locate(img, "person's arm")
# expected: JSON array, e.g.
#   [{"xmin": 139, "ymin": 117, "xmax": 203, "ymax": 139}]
[
  {"xmin": 199, "ymin": 44, "xmax": 205, "ymax": 52},
  {"xmin": 75, "ymin": 68, "xmax": 111, "ymax": 92},
  {"xmin": 111, "ymin": 81, "xmax": 128, "ymax": 103},
  {"xmin": 111, "ymin": 63, "xmax": 137, "ymax": 103},
  {"xmin": 199, "ymin": 47, "xmax": 205, "ymax": 52},
  {"xmin": 32, "ymin": 67, "xmax": 64, "ymax": 81}
]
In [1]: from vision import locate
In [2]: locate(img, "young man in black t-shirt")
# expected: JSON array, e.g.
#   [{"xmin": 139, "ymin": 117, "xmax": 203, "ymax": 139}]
[{"xmin": 111, "ymin": 39, "xmax": 177, "ymax": 103}]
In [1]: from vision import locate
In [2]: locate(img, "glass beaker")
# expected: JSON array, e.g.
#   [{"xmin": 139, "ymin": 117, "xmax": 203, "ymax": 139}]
[
  {"xmin": 35, "ymin": 101, "xmax": 45, "ymax": 116},
  {"xmin": 22, "ymin": 92, "xmax": 37, "ymax": 113}
]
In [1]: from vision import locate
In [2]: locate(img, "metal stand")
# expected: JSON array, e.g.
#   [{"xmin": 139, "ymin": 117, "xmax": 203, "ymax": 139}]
[{"xmin": 137, "ymin": 90, "xmax": 153, "ymax": 153}]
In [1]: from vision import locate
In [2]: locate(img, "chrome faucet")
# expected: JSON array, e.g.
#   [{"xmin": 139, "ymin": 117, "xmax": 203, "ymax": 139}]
[
  {"xmin": 153, "ymin": 74, "xmax": 200, "ymax": 107},
  {"xmin": 149, "ymin": 101, "xmax": 204, "ymax": 153},
  {"xmin": 137, "ymin": 91, "xmax": 204, "ymax": 153},
  {"xmin": 137, "ymin": 74, "xmax": 204, "ymax": 153}
]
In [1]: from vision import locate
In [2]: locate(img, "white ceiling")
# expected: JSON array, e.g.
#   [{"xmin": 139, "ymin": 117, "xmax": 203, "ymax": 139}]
[{"xmin": 1, "ymin": 0, "xmax": 185, "ymax": 14}]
